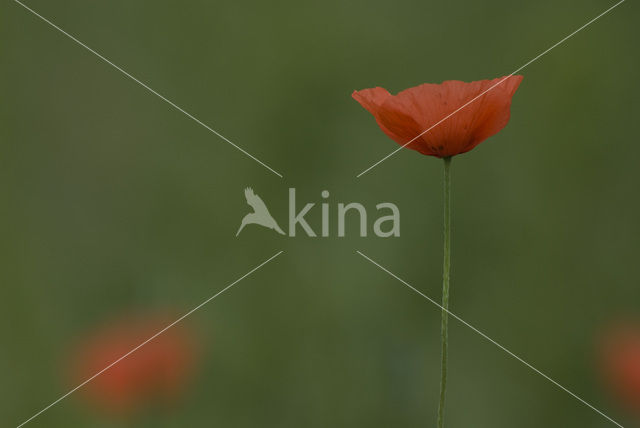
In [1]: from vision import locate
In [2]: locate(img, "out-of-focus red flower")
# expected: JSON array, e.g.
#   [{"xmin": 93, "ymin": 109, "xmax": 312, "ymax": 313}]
[
  {"xmin": 601, "ymin": 323, "xmax": 640, "ymax": 416},
  {"xmin": 352, "ymin": 76, "xmax": 523, "ymax": 158},
  {"xmin": 72, "ymin": 314, "xmax": 196, "ymax": 415}
]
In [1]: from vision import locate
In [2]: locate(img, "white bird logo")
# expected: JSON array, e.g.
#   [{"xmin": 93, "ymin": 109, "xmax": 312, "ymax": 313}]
[{"xmin": 236, "ymin": 187, "xmax": 285, "ymax": 236}]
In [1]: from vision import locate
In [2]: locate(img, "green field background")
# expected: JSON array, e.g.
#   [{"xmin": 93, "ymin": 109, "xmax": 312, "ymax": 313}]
[{"xmin": 2, "ymin": 0, "xmax": 639, "ymax": 427}]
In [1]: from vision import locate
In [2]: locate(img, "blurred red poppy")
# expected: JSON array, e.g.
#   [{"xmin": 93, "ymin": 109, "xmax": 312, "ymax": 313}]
[
  {"xmin": 352, "ymin": 76, "xmax": 523, "ymax": 157},
  {"xmin": 601, "ymin": 324, "xmax": 640, "ymax": 416},
  {"xmin": 72, "ymin": 314, "xmax": 196, "ymax": 415}
]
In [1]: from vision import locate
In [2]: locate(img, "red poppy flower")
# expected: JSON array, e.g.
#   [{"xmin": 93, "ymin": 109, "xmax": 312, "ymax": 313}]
[
  {"xmin": 71, "ymin": 314, "xmax": 196, "ymax": 415},
  {"xmin": 352, "ymin": 75, "xmax": 523, "ymax": 157},
  {"xmin": 601, "ymin": 324, "xmax": 640, "ymax": 416}
]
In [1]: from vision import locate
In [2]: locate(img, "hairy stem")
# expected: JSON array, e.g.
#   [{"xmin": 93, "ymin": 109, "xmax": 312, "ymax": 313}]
[{"xmin": 437, "ymin": 156, "xmax": 452, "ymax": 428}]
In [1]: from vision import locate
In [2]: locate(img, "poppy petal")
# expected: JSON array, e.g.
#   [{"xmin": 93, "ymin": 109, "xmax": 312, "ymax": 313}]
[
  {"xmin": 353, "ymin": 75, "xmax": 523, "ymax": 157},
  {"xmin": 352, "ymin": 88, "xmax": 409, "ymax": 146}
]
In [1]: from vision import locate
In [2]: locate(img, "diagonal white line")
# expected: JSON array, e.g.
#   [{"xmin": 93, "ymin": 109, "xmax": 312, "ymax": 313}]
[
  {"xmin": 356, "ymin": 250, "xmax": 624, "ymax": 427},
  {"xmin": 356, "ymin": 0, "xmax": 625, "ymax": 178},
  {"xmin": 15, "ymin": 250, "xmax": 284, "ymax": 428},
  {"xmin": 13, "ymin": 0, "xmax": 283, "ymax": 178}
]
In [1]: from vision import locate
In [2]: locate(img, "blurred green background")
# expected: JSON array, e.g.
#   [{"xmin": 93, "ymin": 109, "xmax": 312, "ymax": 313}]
[{"xmin": 2, "ymin": 0, "xmax": 639, "ymax": 426}]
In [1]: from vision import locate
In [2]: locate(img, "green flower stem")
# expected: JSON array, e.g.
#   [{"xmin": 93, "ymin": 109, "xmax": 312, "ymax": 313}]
[{"xmin": 437, "ymin": 156, "xmax": 452, "ymax": 428}]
